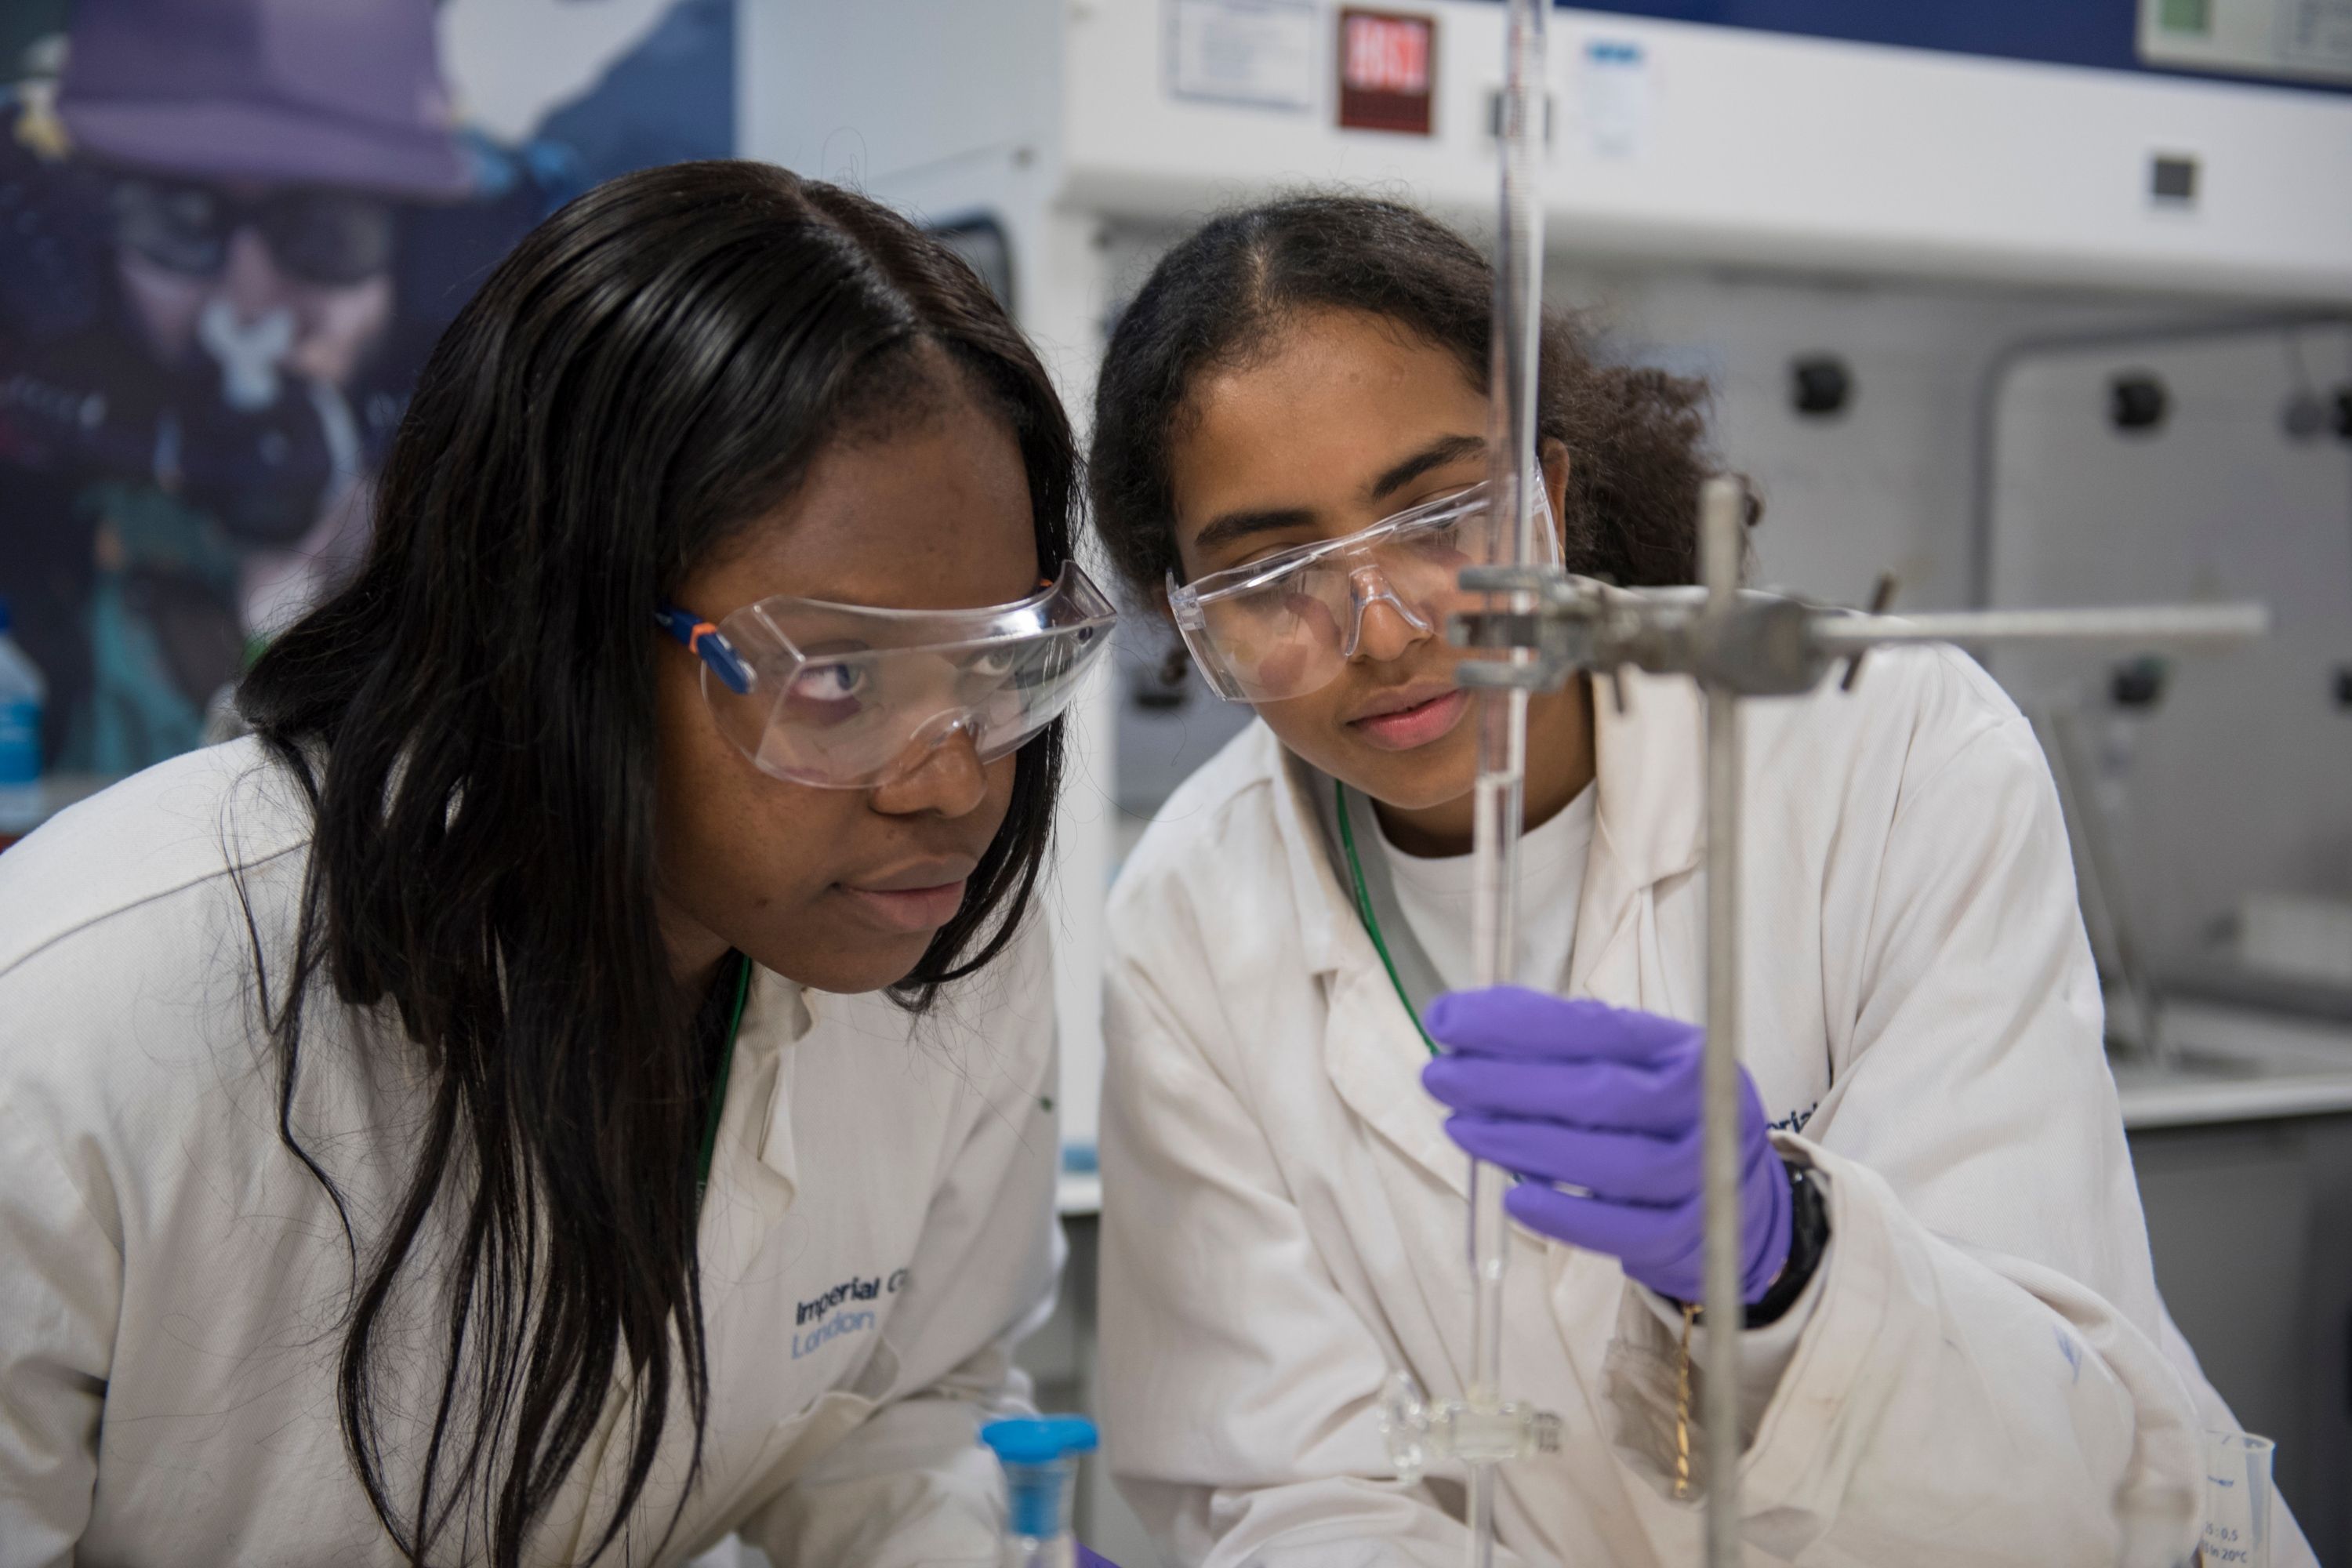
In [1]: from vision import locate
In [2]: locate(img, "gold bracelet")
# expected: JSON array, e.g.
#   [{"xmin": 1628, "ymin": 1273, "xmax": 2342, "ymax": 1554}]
[{"xmin": 1674, "ymin": 1301, "xmax": 1699, "ymax": 1501}]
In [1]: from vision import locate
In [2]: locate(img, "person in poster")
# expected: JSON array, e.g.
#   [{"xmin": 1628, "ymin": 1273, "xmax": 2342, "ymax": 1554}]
[{"xmin": 0, "ymin": 0, "xmax": 730, "ymax": 778}]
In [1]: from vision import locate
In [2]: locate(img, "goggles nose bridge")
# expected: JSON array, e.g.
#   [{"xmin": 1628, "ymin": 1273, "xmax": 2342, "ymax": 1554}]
[
  {"xmin": 1339, "ymin": 561, "xmax": 1436, "ymax": 660},
  {"xmin": 873, "ymin": 707, "xmax": 983, "ymax": 787}
]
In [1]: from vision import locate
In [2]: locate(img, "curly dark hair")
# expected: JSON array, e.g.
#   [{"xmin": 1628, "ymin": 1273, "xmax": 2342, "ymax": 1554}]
[{"xmin": 1088, "ymin": 193, "xmax": 1738, "ymax": 605}]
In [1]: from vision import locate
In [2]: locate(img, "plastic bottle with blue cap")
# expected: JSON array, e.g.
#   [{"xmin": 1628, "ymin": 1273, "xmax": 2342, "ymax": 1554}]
[
  {"xmin": 0, "ymin": 598, "xmax": 46, "ymax": 837},
  {"xmin": 978, "ymin": 1415, "xmax": 1117, "ymax": 1568}
]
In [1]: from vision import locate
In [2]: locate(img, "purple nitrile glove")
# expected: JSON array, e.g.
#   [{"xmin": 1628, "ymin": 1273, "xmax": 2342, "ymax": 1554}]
[
  {"xmin": 1421, "ymin": 987, "xmax": 1792, "ymax": 1305},
  {"xmin": 1077, "ymin": 1549, "xmax": 1120, "ymax": 1568}
]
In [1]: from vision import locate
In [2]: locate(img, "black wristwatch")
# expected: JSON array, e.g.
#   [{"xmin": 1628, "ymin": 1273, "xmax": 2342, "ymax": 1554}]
[{"xmin": 1743, "ymin": 1161, "xmax": 1829, "ymax": 1329}]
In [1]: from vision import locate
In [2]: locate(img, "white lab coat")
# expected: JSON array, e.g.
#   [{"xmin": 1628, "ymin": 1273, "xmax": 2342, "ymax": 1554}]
[
  {"xmin": 0, "ymin": 738, "xmax": 1059, "ymax": 1567},
  {"xmin": 1098, "ymin": 645, "xmax": 2314, "ymax": 1567}
]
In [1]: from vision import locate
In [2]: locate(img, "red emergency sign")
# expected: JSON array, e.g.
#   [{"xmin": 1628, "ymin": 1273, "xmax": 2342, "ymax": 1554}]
[{"xmin": 1338, "ymin": 9, "xmax": 1436, "ymax": 135}]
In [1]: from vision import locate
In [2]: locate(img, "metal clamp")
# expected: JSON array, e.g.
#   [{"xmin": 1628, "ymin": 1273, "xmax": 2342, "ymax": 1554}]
[
  {"xmin": 1450, "ymin": 568, "xmax": 2267, "ymax": 702},
  {"xmin": 1378, "ymin": 1372, "xmax": 1563, "ymax": 1486}
]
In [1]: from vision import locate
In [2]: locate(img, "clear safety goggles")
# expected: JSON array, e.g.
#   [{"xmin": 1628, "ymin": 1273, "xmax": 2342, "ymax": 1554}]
[
  {"xmin": 656, "ymin": 561, "xmax": 1116, "ymax": 788},
  {"xmin": 1166, "ymin": 481, "xmax": 1561, "ymax": 703}
]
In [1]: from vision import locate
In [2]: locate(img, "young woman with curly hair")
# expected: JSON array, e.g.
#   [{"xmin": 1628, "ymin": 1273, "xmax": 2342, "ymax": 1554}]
[{"xmin": 1087, "ymin": 194, "xmax": 2304, "ymax": 1568}]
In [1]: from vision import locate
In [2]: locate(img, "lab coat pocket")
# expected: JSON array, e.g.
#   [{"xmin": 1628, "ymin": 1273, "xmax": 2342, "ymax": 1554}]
[{"xmin": 1599, "ymin": 1295, "xmax": 1688, "ymax": 1497}]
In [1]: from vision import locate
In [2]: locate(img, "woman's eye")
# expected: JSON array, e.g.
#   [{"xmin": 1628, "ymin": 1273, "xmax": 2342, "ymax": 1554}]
[
  {"xmin": 966, "ymin": 647, "xmax": 1019, "ymax": 679},
  {"xmin": 785, "ymin": 661, "xmax": 867, "ymax": 712}
]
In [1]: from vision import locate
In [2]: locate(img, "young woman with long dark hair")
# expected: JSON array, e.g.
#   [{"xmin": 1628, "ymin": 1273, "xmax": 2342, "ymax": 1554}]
[
  {"xmin": 1087, "ymin": 195, "xmax": 2311, "ymax": 1566},
  {"xmin": 0, "ymin": 162, "xmax": 1121, "ymax": 1566}
]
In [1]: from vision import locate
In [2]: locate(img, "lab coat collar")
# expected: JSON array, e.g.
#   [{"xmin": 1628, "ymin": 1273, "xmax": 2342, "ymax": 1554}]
[
  {"xmin": 1269, "ymin": 734, "xmax": 1355, "ymax": 978},
  {"xmin": 1570, "ymin": 665, "xmax": 1706, "ymax": 995},
  {"xmin": 699, "ymin": 965, "xmax": 815, "ymax": 1268},
  {"xmin": 1255, "ymin": 737, "xmax": 1472, "ymax": 1197}
]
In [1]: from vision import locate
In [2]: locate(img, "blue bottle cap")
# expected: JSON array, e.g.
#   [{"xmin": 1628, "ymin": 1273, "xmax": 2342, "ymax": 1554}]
[
  {"xmin": 979, "ymin": 1414, "xmax": 1098, "ymax": 1465},
  {"xmin": 983, "ymin": 1416, "xmax": 1098, "ymax": 1539}
]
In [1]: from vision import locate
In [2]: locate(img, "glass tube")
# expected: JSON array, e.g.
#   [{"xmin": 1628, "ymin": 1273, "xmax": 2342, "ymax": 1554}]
[{"xmin": 1465, "ymin": 3, "xmax": 1547, "ymax": 1566}]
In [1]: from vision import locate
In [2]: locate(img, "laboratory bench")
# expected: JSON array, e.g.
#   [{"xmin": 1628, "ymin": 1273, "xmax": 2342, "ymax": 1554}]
[{"xmin": 2115, "ymin": 1001, "xmax": 2352, "ymax": 1564}]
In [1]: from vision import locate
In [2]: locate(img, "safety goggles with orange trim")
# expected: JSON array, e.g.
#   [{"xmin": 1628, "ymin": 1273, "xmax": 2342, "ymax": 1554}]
[{"xmin": 655, "ymin": 561, "xmax": 1116, "ymax": 788}]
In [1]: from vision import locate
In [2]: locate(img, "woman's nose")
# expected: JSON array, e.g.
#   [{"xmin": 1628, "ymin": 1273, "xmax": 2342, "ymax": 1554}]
[
  {"xmin": 220, "ymin": 227, "xmax": 296, "ymax": 325},
  {"xmin": 1342, "ymin": 567, "xmax": 1436, "ymax": 664},
  {"xmin": 868, "ymin": 720, "xmax": 991, "ymax": 818}
]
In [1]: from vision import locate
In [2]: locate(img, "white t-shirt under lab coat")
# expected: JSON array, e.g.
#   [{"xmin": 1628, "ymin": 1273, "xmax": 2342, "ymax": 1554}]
[
  {"xmin": 0, "ymin": 739, "xmax": 1060, "ymax": 1567},
  {"xmin": 1098, "ymin": 641, "xmax": 2316, "ymax": 1568},
  {"xmin": 1374, "ymin": 785, "xmax": 1595, "ymax": 996}
]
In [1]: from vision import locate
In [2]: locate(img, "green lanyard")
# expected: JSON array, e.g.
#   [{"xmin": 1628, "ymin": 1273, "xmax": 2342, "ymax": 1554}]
[
  {"xmin": 695, "ymin": 953, "xmax": 752, "ymax": 1200},
  {"xmin": 1333, "ymin": 780, "xmax": 1440, "ymax": 1059}
]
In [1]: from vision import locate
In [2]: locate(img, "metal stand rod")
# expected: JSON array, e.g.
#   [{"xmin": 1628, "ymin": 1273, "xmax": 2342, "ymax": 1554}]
[
  {"xmin": 1811, "ymin": 603, "xmax": 2267, "ymax": 648},
  {"xmin": 1698, "ymin": 478, "xmax": 1748, "ymax": 1568}
]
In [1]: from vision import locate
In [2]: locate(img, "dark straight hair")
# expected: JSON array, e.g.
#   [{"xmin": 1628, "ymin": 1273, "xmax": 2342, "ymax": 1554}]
[
  {"xmin": 1088, "ymin": 193, "xmax": 1733, "ymax": 606},
  {"xmin": 234, "ymin": 161, "xmax": 1075, "ymax": 1565}
]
